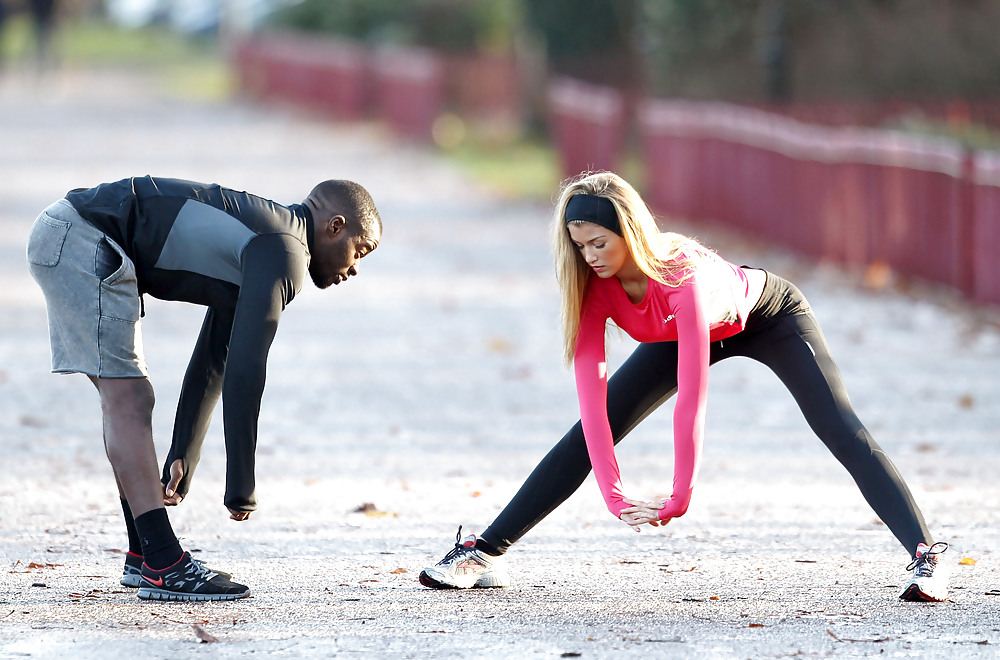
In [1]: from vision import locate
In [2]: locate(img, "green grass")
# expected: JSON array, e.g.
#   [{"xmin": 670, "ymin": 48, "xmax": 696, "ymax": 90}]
[
  {"xmin": 440, "ymin": 131, "xmax": 649, "ymax": 202},
  {"xmin": 1, "ymin": 16, "xmax": 233, "ymax": 101},
  {"xmin": 443, "ymin": 136, "xmax": 562, "ymax": 201}
]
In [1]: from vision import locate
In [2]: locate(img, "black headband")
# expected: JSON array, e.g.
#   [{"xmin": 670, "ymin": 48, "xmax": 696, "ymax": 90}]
[{"xmin": 564, "ymin": 194, "xmax": 621, "ymax": 236}]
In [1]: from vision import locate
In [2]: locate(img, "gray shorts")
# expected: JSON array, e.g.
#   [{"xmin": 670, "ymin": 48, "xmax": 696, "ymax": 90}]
[{"xmin": 26, "ymin": 199, "xmax": 148, "ymax": 378}]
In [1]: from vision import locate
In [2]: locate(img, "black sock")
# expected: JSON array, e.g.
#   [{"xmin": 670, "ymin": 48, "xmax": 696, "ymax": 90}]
[
  {"xmin": 133, "ymin": 508, "xmax": 183, "ymax": 570},
  {"xmin": 475, "ymin": 538, "xmax": 503, "ymax": 557},
  {"xmin": 119, "ymin": 497, "xmax": 143, "ymax": 556}
]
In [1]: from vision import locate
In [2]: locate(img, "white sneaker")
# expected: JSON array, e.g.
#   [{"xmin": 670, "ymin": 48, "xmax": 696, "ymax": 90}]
[
  {"xmin": 419, "ymin": 526, "xmax": 510, "ymax": 589},
  {"xmin": 900, "ymin": 541, "xmax": 950, "ymax": 602}
]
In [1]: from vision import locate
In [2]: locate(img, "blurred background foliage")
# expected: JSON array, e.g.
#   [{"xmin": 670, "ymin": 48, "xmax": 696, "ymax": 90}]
[
  {"xmin": 270, "ymin": 0, "xmax": 520, "ymax": 55},
  {"xmin": 5, "ymin": 0, "xmax": 998, "ymax": 108},
  {"xmin": 1, "ymin": 0, "xmax": 997, "ymax": 183},
  {"xmin": 271, "ymin": 0, "xmax": 1000, "ymax": 103}
]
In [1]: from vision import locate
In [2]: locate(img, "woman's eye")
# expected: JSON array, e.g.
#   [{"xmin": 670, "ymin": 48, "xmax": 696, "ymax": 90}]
[{"xmin": 595, "ymin": 243, "xmax": 606, "ymax": 249}]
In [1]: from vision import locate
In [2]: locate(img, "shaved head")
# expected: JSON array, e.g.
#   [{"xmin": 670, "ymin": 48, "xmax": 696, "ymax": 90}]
[{"xmin": 304, "ymin": 180, "xmax": 381, "ymax": 240}]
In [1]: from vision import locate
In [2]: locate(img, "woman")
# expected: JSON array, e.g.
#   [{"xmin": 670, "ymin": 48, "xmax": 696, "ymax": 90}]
[{"xmin": 419, "ymin": 171, "xmax": 948, "ymax": 602}]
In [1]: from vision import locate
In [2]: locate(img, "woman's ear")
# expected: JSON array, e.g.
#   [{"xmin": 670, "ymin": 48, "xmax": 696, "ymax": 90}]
[{"xmin": 328, "ymin": 215, "xmax": 347, "ymax": 236}]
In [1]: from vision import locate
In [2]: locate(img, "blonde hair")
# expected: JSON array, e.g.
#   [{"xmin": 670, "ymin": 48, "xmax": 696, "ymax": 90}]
[{"xmin": 552, "ymin": 171, "xmax": 710, "ymax": 365}]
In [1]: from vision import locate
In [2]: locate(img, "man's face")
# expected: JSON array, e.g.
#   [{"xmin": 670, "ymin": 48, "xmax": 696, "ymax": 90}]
[{"xmin": 309, "ymin": 218, "xmax": 379, "ymax": 289}]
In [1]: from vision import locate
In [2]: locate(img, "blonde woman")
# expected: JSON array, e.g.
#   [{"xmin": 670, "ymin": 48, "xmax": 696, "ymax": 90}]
[{"xmin": 420, "ymin": 171, "xmax": 948, "ymax": 602}]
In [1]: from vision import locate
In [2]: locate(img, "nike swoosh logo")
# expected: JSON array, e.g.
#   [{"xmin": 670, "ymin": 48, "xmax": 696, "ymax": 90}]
[{"xmin": 144, "ymin": 576, "xmax": 164, "ymax": 587}]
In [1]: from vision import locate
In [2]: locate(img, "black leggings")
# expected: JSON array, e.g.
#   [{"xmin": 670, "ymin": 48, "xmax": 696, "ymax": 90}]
[{"xmin": 480, "ymin": 272, "xmax": 931, "ymax": 556}]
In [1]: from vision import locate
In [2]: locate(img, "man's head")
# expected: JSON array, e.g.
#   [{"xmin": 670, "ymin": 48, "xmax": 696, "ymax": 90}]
[{"xmin": 303, "ymin": 180, "xmax": 382, "ymax": 289}]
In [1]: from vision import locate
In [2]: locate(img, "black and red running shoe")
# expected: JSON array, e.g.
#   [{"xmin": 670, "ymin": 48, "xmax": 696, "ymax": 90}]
[{"xmin": 137, "ymin": 552, "xmax": 249, "ymax": 602}]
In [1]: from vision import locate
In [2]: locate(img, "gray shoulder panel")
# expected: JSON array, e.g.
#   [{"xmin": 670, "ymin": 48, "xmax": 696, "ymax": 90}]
[{"xmin": 154, "ymin": 199, "xmax": 256, "ymax": 285}]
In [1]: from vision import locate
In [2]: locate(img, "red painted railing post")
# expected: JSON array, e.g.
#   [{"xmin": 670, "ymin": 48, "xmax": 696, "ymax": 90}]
[{"xmin": 547, "ymin": 77, "xmax": 627, "ymax": 179}]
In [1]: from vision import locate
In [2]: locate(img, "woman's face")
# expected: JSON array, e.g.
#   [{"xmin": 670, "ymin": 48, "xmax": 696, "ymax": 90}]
[{"xmin": 567, "ymin": 221, "xmax": 631, "ymax": 279}]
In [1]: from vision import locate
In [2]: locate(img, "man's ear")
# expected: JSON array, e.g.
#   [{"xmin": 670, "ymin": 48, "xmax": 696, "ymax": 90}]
[{"xmin": 328, "ymin": 215, "xmax": 347, "ymax": 237}]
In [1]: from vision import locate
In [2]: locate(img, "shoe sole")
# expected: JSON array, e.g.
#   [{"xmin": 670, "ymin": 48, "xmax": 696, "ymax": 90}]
[
  {"xmin": 899, "ymin": 583, "xmax": 947, "ymax": 602},
  {"xmin": 121, "ymin": 574, "xmax": 142, "ymax": 589},
  {"xmin": 137, "ymin": 587, "xmax": 250, "ymax": 602},
  {"xmin": 418, "ymin": 569, "xmax": 509, "ymax": 589},
  {"xmin": 418, "ymin": 570, "xmax": 455, "ymax": 589}
]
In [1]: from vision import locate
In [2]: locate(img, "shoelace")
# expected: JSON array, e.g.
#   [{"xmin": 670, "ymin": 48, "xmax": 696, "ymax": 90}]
[
  {"xmin": 187, "ymin": 555, "xmax": 219, "ymax": 581},
  {"xmin": 439, "ymin": 525, "xmax": 475, "ymax": 564},
  {"xmin": 906, "ymin": 541, "xmax": 949, "ymax": 577}
]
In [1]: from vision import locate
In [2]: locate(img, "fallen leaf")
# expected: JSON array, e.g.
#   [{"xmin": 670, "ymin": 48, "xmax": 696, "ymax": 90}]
[
  {"xmin": 487, "ymin": 337, "xmax": 511, "ymax": 354},
  {"xmin": 959, "ymin": 557, "xmax": 977, "ymax": 566},
  {"xmin": 863, "ymin": 262, "xmax": 892, "ymax": 289},
  {"xmin": 193, "ymin": 624, "xmax": 218, "ymax": 644},
  {"xmin": 354, "ymin": 502, "xmax": 397, "ymax": 517},
  {"xmin": 748, "ymin": 623, "xmax": 764, "ymax": 628},
  {"xmin": 364, "ymin": 510, "xmax": 394, "ymax": 518},
  {"xmin": 470, "ymin": 491, "xmax": 482, "ymax": 498},
  {"xmin": 827, "ymin": 628, "xmax": 892, "ymax": 643},
  {"xmin": 391, "ymin": 567, "xmax": 408, "ymax": 574},
  {"xmin": 18, "ymin": 415, "xmax": 47, "ymax": 428},
  {"xmin": 957, "ymin": 394, "xmax": 974, "ymax": 409},
  {"xmin": 709, "ymin": 596, "xmax": 720, "ymax": 601}
]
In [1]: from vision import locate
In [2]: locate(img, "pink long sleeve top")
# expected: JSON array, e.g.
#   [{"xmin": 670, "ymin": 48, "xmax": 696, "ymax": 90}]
[{"xmin": 573, "ymin": 254, "xmax": 759, "ymax": 520}]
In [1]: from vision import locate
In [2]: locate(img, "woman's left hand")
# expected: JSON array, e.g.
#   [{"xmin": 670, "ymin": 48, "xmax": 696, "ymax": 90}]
[{"xmin": 620, "ymin": 498, "xmax": 668, "ymax": 532}]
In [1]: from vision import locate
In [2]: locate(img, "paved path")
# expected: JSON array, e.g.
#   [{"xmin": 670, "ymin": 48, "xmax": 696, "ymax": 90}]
[{"xmin": 1, "ymin": 66, "xmax": 999, "ymax": 658}]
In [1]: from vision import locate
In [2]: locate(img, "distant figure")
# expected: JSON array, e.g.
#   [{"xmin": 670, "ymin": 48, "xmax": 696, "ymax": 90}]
[
  {"xmin": 0, "ymin": 0, "xmax": 7, "ymax": 69},
  {"xmin": 28, "ymin": 0, "xmax": 57, "ymax": 67},
  {"xmin": 27, "ymin": 176, "xmax": 381, "ymax": 601}
]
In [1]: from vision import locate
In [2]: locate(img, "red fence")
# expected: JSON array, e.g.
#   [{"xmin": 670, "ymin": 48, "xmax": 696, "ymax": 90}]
[
  {"xmin": 229, "ymin": 35, "xmax": 999, "ymax": 307},
  {"xmin": 230, "ymin": 33, "xmax": 518, "ymax": 140},
  {"xmin": 973, "ymin": 152, "xmax": 1000, "ymax": 304},
  {"xmin": 635, "ymin": 99, "xmax": 997, "ymax": 303},
  {"xmin": 547, "ymin": 77, "xmax": 628, "ymax": 177},
  {"xmin": 233, "ymin": 33, "xmax": 369, "ymax": 121}
]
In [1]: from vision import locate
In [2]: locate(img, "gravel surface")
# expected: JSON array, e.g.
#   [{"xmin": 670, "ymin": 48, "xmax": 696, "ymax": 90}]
[{"xmin": 1, "ymin": 66, "xmax": 999, "ymax": 659}]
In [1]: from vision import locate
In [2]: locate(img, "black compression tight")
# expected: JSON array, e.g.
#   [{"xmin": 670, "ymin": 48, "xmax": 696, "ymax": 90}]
[{"xmin": 479, "ymin": 272, "xmax": 932, "ymax": 556}]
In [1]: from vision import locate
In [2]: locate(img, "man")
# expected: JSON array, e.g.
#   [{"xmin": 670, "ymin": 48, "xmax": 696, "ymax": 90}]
[{"xmin": 26, "ymin": 175, "xmax": 381, "ymax": 601}]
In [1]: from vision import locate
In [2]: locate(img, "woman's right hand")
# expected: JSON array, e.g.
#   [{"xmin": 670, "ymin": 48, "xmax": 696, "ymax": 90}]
[{"xmin": 620, "ymin": 498, "xmax": 669, "ymax": 531}]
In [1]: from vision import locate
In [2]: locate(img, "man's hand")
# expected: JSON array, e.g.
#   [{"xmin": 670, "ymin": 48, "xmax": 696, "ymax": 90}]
[
  {"xmin": 619, "ymin": 497, "xmax": 669, "ymax": 532},
  {"xmin": 162, "ymin": 459, "xmax": 184, "ymax": 506},
  {"xmin": 227, "ymin": 508, "xmax": 252, "ymax": 521}
]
